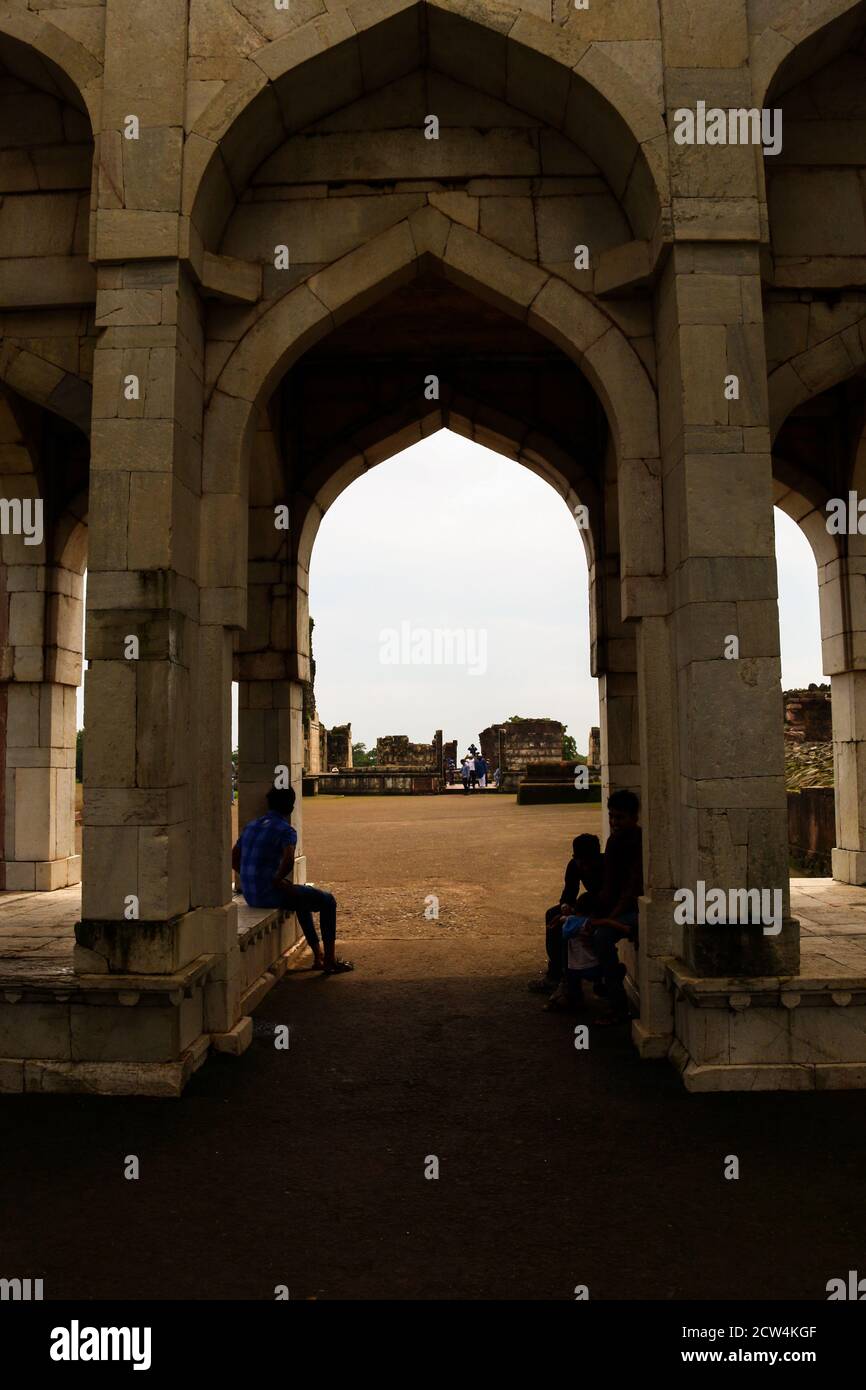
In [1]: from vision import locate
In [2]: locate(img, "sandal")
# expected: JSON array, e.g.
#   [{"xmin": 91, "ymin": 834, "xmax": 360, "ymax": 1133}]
[{"xmin": 323, "ymin": 959, "xmax": 354, "ymax": 975}]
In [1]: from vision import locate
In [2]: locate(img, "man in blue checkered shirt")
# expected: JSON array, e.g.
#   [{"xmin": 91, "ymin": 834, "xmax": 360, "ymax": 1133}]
[{"xmin": 232, "ymin": 785, "xmax": 354, "ymax": 975}]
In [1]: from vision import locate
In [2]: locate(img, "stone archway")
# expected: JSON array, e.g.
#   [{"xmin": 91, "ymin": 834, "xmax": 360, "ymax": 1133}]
[
  {"xmin": 202, "ymin": 211, "xmax": 661, "ymax": 599},
  {"xmin": 0, "ymin": 25, "xmax": 96, "ymax": 892},
  {"xmin": 184, "ymin": 0, "xmax": 668, "ymax": 253},
  {"xmin": 202, "ymin": 204, "xmax": 662, "ymax": 1067},
  {"xmin": 772, "ymin": 372, "xmax": 866, "ymax": 885}
]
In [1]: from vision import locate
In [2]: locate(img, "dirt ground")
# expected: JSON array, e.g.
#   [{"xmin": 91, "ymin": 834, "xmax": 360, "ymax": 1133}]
[{"xmin": 3, "ymin": 792, "xmax": 866, "ymax": 1301}]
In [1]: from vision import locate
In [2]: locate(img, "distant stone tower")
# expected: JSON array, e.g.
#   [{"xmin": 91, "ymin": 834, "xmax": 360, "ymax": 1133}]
[{"xmin": 588, "ymin": 727, "xmax": 601, "ymax": 771}]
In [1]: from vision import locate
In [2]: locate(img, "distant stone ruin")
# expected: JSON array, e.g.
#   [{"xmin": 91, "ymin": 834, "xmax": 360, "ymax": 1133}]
[
  {"xmin": 304, "ymin": 717, "xmax": 353, "ymax": 773},
  {"xmin": 480, "ymin": 719, "xmax": 564, "ymax": 790},
  {"xmin": 588, "ymin": 727, "xmax": 601, "ymax": 770},
  {"xmin": 783, "ymin": 686, "xmax": 832, "ymax": 744},
  {"xmin": 376, "ymin": 731, "xmax": 444, "ymax": 771}
]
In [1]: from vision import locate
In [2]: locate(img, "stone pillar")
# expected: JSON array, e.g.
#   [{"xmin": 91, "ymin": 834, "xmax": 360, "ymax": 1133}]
[
  {"xmin": 634, "ymin": 614, "xmax": 679, "ymax": 1054},
  {"xmin": 818, "ymin": 463, "xmax": 866, "ymax": 886},
  {"xmin": 78, "ymin": 259, "xmax": 206, "ymax": 972},
  {"xmin": 236, "ymin": 441, "xmax": 306, "ymax": 867},
  {"xmin": 653, "ymin": 242, "xmax": 795, "ymax": 975},
  {"xmin": 594, "ymin": 534, "xmax": 641, "ymax": 833},
  {"xmin": 4, "ymin": 579, "xmax": 82, "ymax": 896},
  {"xmin": 598, "ymin": 670, "xmax": 640, "ymax": 828},
  {"xmin": 831, "ymin": 670, "xmax": 866, "ymax": 885},
  {"xmin": 0, "ymin": 407, "xmax": 83, "ymax": 891},
  {"xmin": 74, "ymin": 0, "xmax": 237, "ymax": 976},
  {"xmin": 237, "ymin": 678, "xmax": 302, "ymax": 830}
]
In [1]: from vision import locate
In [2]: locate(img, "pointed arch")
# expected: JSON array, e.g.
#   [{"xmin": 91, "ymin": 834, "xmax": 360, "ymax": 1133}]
[
  {"xmin": 753, "ymin": 0, "xmax": 866, "ymax": 104},
  {"xmin": 0, "ymin": 13, "xmax": 101, "ymax": 125},
  {"xmin": 184, "ymin": 0, "xmax": 667, "ymax": 251}
]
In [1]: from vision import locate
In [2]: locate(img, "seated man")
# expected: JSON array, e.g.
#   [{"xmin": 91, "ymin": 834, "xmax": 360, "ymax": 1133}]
[
  {"xmin": 232, "ymin": 785, "xmax": 354, "ymax": 976},
  {"xmin": 528, "ymin": 833, "xmax": 603, "ymax": 994},
  {"xmin": 578, "ymin": 788, "xmax": 642, "ymax": 1025}
]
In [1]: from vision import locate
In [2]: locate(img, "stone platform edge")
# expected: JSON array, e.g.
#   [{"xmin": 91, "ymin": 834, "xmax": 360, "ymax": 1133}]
[
  {"xmin": 661, "ymin": 957, "xmax": 866, "ymax": 1092},
  {"xmin": 0, "ymin": 908, "xmax": 308, "ymax": 1096}
]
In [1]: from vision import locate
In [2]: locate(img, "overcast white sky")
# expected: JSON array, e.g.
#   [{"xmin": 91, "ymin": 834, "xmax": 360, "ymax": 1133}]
[
  {"xmin": 306, "ymin": 430, "xmax": 824, "ymax": 755},
  {"xmin": 76, "ymin": 431, "xmax": 825, "ymax": 749}
]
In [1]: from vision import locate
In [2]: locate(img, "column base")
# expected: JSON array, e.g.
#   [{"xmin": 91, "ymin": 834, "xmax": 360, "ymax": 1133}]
[
  {"xmin": 0, "ymin": 1037, "xmax": 211, "ymax": 1098},
  {"xmin": 631, "ymin": 1019, "xmax": 672, "ymax": 1059},
  {"xmin": 665, "ymin": 958, "xmax": 866, "ymax": 1091},
  {"xmin": 832, "ymin": 848, "xmax": 866, "ymax": 885},
  {"xmin": 4, "ymin": 856, "xmax": 81, "ymax": 892},
  {"xmin": 74, "ymin": 903, "xmax": 238, "ymax": 975}
]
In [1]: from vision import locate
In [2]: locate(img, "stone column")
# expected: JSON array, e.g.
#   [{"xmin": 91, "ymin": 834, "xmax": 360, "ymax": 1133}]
[
  {"xmin": 78, "ymin": 260, "xmax": 208, "ymax": 973},
  {"xmin": 237, "ymin": 677, "xmax": 303, "ymax": 843},
  {"xmin": 634, "ymin": 613, "xmax": 679, "ymax": 1053},
  {"xmin": 0, "ymin": 414, "xmax": 83, "ymax": 890},
  {"xmin": 74, "ymin": 0, "xmax": 236, "ymax": 975},
  {"xmin": 598, "ymin": 663, "xmax": 640, "ymax": 823},
  {"xmin": 594, "ymin": 481, "xmax": 641, "ymax": 832},
  {"xmin": 653, "ymin": 242, "xmax": 795, "ymax": 975},
  {"xmin": 236, "ymin": 463, "xmax": 306, "ymax": 879},
  {"xmin": 831, "ymin": 668, "xmax": 866, "ymax": 884},
  {"xmin": 649, "ymin": 9, "xmax": 796, "ymax": 977}
]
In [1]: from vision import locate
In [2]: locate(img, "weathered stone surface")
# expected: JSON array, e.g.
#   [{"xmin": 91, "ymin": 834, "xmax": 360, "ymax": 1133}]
[{"xmin": 1, "ymin": 0, "xmax": 865, "ymax": 1099}]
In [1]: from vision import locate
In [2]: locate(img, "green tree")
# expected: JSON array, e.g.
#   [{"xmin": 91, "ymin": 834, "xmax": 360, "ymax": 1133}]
[{"xmin": 352, "ymin": 741, "xmax": 377, "ymax": 767}]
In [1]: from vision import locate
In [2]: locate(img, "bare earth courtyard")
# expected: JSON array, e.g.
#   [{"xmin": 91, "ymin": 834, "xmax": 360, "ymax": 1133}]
[{"xmin": 2, "ymin": 794, "xmax": 866, "ymax": 1301}]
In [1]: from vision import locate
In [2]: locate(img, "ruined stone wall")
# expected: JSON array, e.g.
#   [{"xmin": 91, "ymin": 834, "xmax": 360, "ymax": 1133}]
[
  {"xmin": 588, "ymin": 727, "xmax": 601, "ymax": 769},
  {"xmin": 376, "ymin": 733, "xmax": 436, "ymax": 770},
  {"xmin": 783, "ymin": 687, "xmax": 832, "ymax": 744},
  {"xmin": 304, "ymin": 715, "xmax": 325, "ymax": 775},
  {"xmin": 480, "ymin": 720, "xmax": 563, "ymax": 775},
  {"xmin": 326, "ymin": 724, "xmax": 352, "ymax": 769},
  {"xmin": 479, "ymin": 726, "xmax": 501, "ymax": 772}
]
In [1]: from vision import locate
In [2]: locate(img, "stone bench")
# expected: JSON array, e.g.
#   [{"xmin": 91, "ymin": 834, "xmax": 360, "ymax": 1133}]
[{"xmin": 233, "ymin": 898, "xmax": 303, "ymax": 1020}]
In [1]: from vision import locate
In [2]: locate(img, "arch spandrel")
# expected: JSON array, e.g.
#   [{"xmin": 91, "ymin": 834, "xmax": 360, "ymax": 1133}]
[
  {"xmin": 0, "ymin": 14, "xmax": 101, "ymax": 127},
  {"xmin": 753, "ymin": 0, "xmax": 866, "ymax": 105},
  {"xmin": 209, "ymin": 213, "xmax": 658, "ymax": 466},
  {"xmin": 767, "ymin": 307, "xmax": 866, "ymax": 440},
  {"xmin": 204, "ymin": 212, "xmax": 660, "ymax": 608},
  {"xmin": 186, "ymin": 0, "xmax": 667, "ymax": 250}
]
